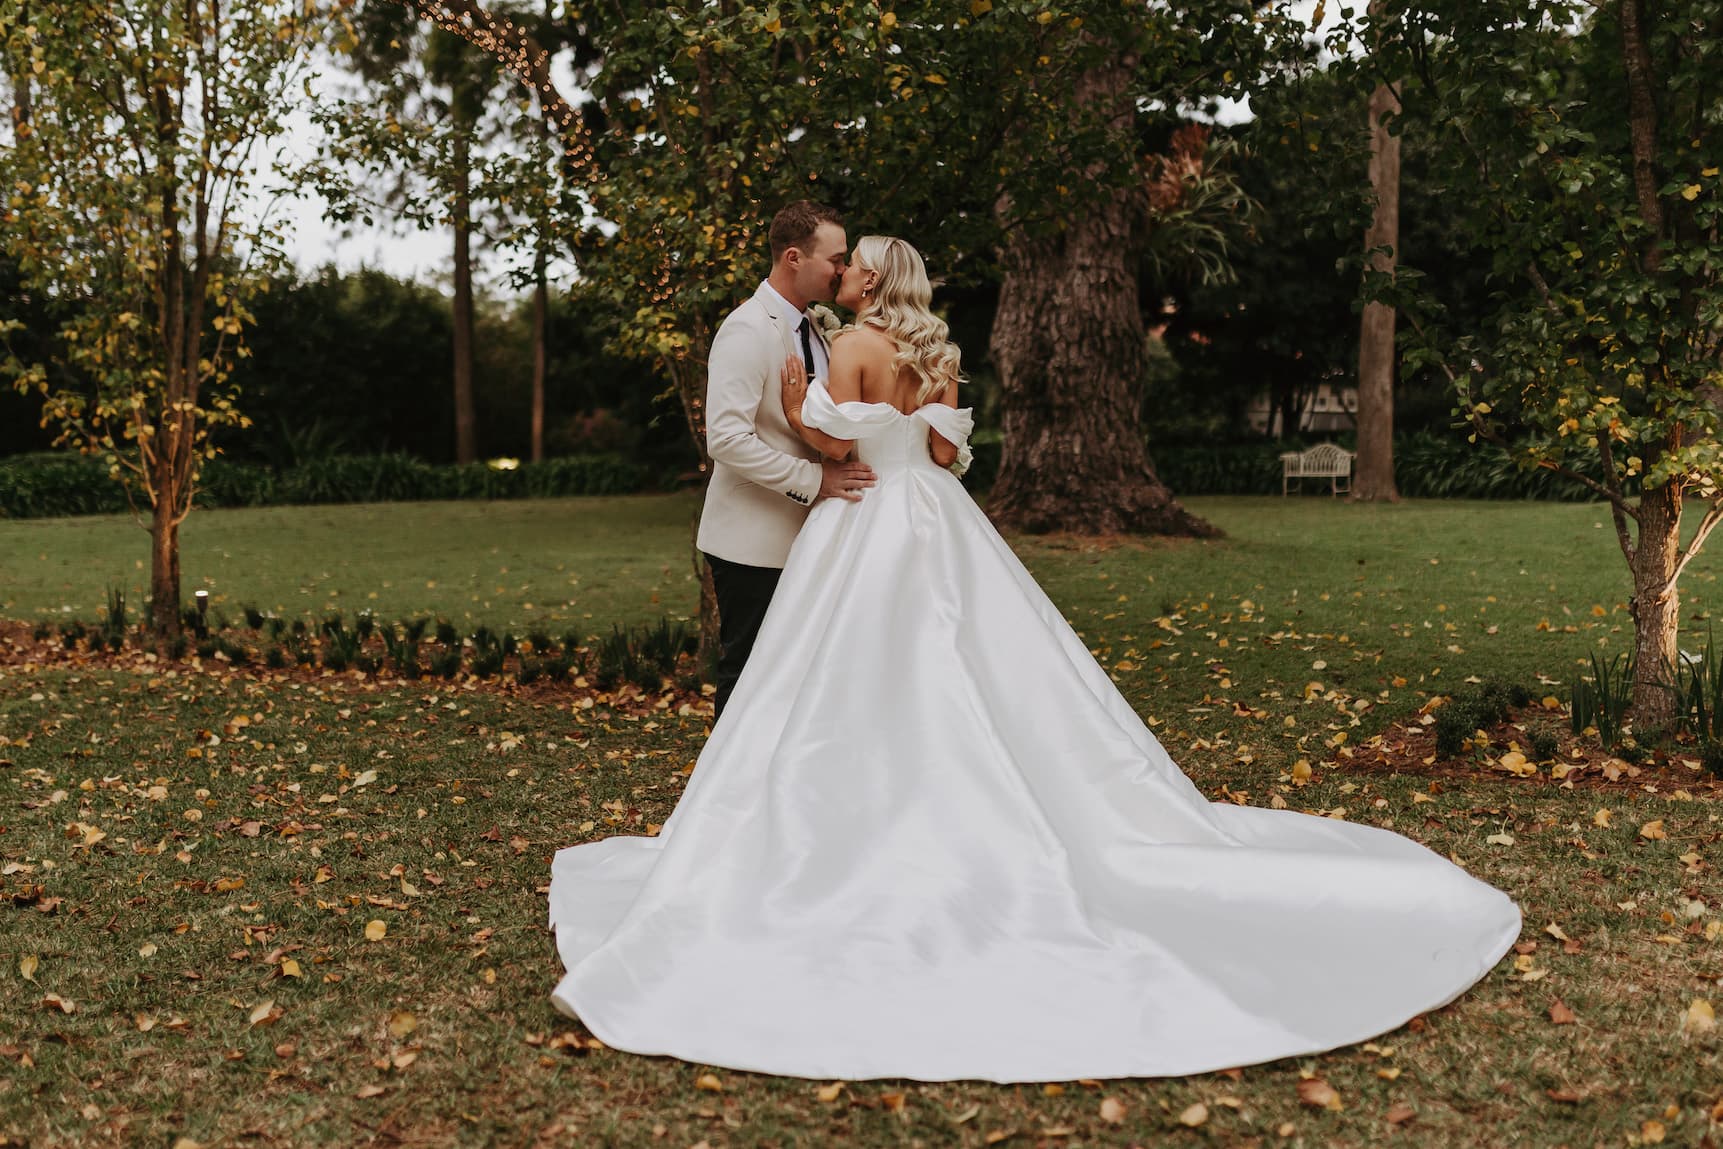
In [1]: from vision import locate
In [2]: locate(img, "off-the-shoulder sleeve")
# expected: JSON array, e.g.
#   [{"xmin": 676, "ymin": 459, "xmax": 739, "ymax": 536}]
[
  {"xmin": 912, "ymin": 403, "xmax": 975, "ymax": 448},
  {"xmin": 800, "ymin": 379, "xmax": 903, "ymax": 439}
]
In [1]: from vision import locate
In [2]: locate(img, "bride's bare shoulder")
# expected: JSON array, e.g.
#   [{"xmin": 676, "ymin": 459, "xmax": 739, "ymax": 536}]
[{"xmin": 832, "ymin": 325, "xmax": 896, "ymax": 361}]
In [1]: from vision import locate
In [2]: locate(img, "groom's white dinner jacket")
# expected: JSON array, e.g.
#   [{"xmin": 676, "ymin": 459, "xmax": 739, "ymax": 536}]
[{"xmin": 696, "ymin": 281, "xmax": 831, "ymax": 569}]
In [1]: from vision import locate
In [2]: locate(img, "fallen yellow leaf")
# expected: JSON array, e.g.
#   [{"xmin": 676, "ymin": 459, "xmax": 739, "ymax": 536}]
[
  {"xmin": 388, "ymin": 1011, "xmax": 417, "ymax": 1038},
  {"xmin": 696, "ymin": 1073, "xmax": 724, "ymax": 1092},
  {"xmin": 19, "ymin": 954, "xmax": 38, "ymax": 982},
  {"xmin": 1178, "ymin": 1102, "xmax": 1209, "ymax": 1127},
  {"xmin": 364, "ymin": 919, "xmax": 387, "ymax": 942},
  {"xmin": 816, "ymin": 1082, "xmax": 845, "ymax": 1103},
  {"xmin": 1099, "ymin": 1097, "xmax": 1127, "ymax": 1123},
  {"xmin": 1682, "ymin": 998, "xmax": 1716, "ymax": 1034},
  {"xmin": 1640, "ymin": 820, "xmax": 1667, "ymax": 840},
  {"xmin": 1594, "ymin": 808, "xmax": 1613, "ymax": 828}
]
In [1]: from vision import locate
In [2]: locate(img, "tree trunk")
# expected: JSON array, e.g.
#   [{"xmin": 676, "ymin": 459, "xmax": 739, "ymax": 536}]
[
  {"xmin": 531, "ymin": 251, "xmax": 547, "ymax": 463},
  {"xmin": 987, "ymin": 50, "xmax": 1213, "ymax": 537},
  {"xmin": 1354, "ymin": 76, "xmax": 1402, "ymax": 502},
  {"xmin": 988, "ymin": 209, "xmax": 1216, "ymax": 537},
  {"xmin": 149, "ymin": 464, "xmax": 182, "ymax": 640},
  {"xmin": 1629, "ymin": 483, "xmax": 1682, "ymax": 730},
  {"xmin": 667, "ymin": 346, "xmax": 721, "ymax": 665},
  {"xmin": 451, "ymin": 130, "xmax": 478, "ymax": 464}
]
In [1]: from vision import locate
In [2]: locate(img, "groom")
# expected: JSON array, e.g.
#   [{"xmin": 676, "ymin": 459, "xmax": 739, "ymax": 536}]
[{"xmin": 697, "ymin": 201, "xmax": 877, "ymax": 721}]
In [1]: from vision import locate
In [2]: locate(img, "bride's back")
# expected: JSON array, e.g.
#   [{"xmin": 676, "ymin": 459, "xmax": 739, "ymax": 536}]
[{"xmin": 840, "ymin": 327, "xmax": 951, "ymax": 414}]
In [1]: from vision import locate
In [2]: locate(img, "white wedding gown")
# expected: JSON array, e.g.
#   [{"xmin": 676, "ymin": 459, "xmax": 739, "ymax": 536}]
[{"xmin": 547, "ymin": 382, "xmax": 1521, "ymax": 1082}]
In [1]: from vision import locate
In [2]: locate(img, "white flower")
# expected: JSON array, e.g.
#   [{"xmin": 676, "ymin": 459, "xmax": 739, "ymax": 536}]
[
  {"xmin": 809, "ymin": 304, "xmax": 843, "ymax": 340},
  {"xmin": 949, "ymin": 441, "xmax": 973, "ymax": 478}
]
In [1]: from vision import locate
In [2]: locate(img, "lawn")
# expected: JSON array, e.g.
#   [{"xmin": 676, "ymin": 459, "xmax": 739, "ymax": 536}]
[{"xmin": 2, "ymin": 494, "xmax": 1720, "ymax": 1147}]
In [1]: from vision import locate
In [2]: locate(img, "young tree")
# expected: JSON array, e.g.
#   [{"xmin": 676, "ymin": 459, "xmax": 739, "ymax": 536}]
[
  {"xmin": 0, "ymin": 0, "xmax": 324, "ymax": 638},
  {"xmin": 1378, "ymin": 0, "xmax": 1723, "ymax": 728}
]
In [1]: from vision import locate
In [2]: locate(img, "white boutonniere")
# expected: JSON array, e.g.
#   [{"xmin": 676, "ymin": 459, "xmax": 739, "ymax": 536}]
[{"xmin": 809, "ymin": 304, "xmax": 844, "ymax": 341}]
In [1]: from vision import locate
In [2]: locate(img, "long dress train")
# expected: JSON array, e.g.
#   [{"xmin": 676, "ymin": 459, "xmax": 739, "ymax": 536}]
[{"xmin": 545, "ymin": 382, "xmax": 1521, "ymax": 1082}]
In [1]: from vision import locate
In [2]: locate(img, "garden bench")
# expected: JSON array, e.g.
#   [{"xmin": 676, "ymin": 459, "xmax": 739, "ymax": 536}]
[{"xmin": 1279, "ymin": 442, "xmax": 1355, "ymax": 496}]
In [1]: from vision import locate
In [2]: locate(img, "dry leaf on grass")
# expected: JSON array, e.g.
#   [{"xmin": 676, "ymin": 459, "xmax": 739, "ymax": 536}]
[
  {"xmin": 1178, "ymin": 1102, "xmax": 1209, "ymax": 1127},
  {"xmin": 1549, "ymin": 1000, "xmax": 1578, "ymax": 1025},
  {"xmin": 1297, "ymin": 1078, "xmax": 1343, "ymax": 1110},
  {"xmin": 1098, "ymin": 1097, "xmax": 1127, "ymax": 1123}
]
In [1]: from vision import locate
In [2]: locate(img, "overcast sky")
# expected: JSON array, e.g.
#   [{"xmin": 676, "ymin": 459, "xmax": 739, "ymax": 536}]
[{"xmin": 274, "ymin": 1, "xmax": 1336, "ymax": 291}]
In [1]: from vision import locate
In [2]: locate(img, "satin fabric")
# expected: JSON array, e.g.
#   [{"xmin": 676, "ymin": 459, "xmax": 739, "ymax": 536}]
[{"xmin": 547, "ymin": 382, "xmax": 1522, "ymax": 1082}]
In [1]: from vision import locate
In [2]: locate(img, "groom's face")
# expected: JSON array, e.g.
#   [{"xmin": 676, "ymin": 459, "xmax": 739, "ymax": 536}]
[{"xmin": 793, "ymin": 223, "xmax": 849, "ymax": 305}]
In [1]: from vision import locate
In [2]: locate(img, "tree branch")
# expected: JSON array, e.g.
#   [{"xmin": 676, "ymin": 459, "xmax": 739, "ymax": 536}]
[
  {"xmin": 1618, "ymin": 0, "xmax": 1665, "ymax": 268},
  {"xmin": 1592, "ymin": 429, "xmax": 1638, "ymax": 567},
  {"xmin": 1401, "ymin": 306, "xmax": 1642, "ymax": 523},
  {"xmin": 1670, "ymin": 497, "xmax": 1723, "ymax": 587},
  {"xmin": 388, "ymin": 0, "xmax": 593, "ymax": 187}
]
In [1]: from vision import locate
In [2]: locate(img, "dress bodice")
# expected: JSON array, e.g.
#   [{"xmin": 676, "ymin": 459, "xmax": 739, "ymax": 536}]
[{"xmin": 800, "ymin": 380, "xmax": 975, "ymax": 476}]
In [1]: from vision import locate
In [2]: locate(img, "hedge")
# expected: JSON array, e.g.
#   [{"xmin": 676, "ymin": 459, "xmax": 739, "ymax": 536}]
[
  {"xmin": 1, "ymin": 433, "xmax": 1621, "ymax": 520},
  {"xmin": 0, "ymin": 452, "xmax": 654, "ymax": 519},
  {"xmin": 965, "ymin": 432, "xmax": 1618, "ymax": 502}
]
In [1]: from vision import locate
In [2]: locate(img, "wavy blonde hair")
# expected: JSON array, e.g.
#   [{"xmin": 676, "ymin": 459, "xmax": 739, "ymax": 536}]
[{"xmin": 846, "ymin": 235, "xmax": 963, "ymax": 407}]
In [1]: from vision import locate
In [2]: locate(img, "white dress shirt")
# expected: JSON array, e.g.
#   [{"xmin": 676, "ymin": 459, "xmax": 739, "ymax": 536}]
[{"xmin": 759, "ymin": 280, "xmax": 829, "ymax": 382}]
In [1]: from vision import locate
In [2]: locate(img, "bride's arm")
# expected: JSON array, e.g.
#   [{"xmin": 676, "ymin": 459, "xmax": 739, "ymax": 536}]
[
  {"xmin": 927, "ymin": 382, "xmax": 960, "ymax": 468},
  {"xmin": 782, "ymin": 337, "xmax": 868, "ymax": 459}
]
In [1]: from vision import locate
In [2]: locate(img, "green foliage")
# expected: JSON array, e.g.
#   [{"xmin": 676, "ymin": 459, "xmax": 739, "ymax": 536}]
[
  {"xmin": 1433, "ymin": 678, "xmax": 1531, "ymax": 759},
  {"xmin": 382, "ymin": 622, "xmax": 425, "ymax": 680},
  {"xmin": 319, "ymin": 614, "xmax": 364, "ymax": 673},
  {"xmin": 1665, "ymin": 626, "xmax": 1723, "ymax": 749},
  {"xmin": 1570, "ymin": 652, "xmax": 1634, "ymax": 748},
  {"xmin": 592, "ymin": 618, "xmax": 692, "ymax": 691}
]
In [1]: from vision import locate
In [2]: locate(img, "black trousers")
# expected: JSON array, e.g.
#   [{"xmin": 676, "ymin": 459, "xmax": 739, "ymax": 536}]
[{"xmin": 704, "ymin": 552, "xmax": 783, "ymax": 723}]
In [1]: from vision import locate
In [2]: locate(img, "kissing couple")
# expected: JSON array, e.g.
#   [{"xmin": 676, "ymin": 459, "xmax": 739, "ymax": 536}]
[{"xmin": 545, "ymin": 200, "xmax": 1522, "ymax": 1083}]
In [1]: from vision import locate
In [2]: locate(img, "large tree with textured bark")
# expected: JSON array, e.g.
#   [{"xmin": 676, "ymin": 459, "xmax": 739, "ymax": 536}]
[
  {"xmin": 1375, "ymin": 0, "xmax": 1723, "ymax": 729},
  {"xmin": 0, "ymin": 0, "xmax": 324, "ymax": 639},
  {"xmin": 975, "ymin": 5, "xmax": 1295, "ymax": 536}
]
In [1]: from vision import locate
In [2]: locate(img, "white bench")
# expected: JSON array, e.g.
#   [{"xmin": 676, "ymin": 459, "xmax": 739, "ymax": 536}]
[{"xmin": 1280, "ymin": 442, "xmax": 1355, "ymax": 496}]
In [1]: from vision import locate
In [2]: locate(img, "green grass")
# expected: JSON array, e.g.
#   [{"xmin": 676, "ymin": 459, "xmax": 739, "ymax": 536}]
[
  {"xmin": 0, "ymin": 494, "xmax": 706, "ymax": 632},
  {"xmin": 2, "ymin": 494, "xmax": 1722, "ymax": 1147}
]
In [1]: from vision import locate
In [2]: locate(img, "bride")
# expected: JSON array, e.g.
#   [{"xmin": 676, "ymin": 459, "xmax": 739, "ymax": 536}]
[{"xmin": 546, "ymin": 235, "xmax": 1521, "ymax": 1083}]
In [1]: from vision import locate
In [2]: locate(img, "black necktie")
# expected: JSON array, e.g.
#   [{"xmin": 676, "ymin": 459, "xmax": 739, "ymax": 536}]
[{"xmin": 797, "ymin": 316, "xmax": 816, "ymax": 376}]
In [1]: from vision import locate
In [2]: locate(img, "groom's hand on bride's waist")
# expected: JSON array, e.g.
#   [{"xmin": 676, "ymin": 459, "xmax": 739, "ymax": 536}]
[{"xmin": 821, "ymin": 460, "xmax": 876, "ymax": 501}]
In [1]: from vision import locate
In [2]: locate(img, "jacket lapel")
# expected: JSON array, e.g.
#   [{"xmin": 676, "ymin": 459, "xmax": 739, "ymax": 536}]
[{"xmin": 754, "ymin": 282, "xmax": 801, "ymax": 360}]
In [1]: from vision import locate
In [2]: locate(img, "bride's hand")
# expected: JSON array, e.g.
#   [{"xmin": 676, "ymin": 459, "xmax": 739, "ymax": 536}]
[{"xmin": 781, "ymin": 354, "xmax": 809, "ymax": 418}]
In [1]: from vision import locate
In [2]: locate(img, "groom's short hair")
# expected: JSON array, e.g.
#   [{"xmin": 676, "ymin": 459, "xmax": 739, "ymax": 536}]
[{"xmin": 769, "ymin": 201, "xmax": 844, "ymax": 262}]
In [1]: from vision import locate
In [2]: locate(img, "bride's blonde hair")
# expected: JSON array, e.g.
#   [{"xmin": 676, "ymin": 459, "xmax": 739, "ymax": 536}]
[{"xmin": 846, "ymin": 235, "xmax": 963, "ymax": 407}]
